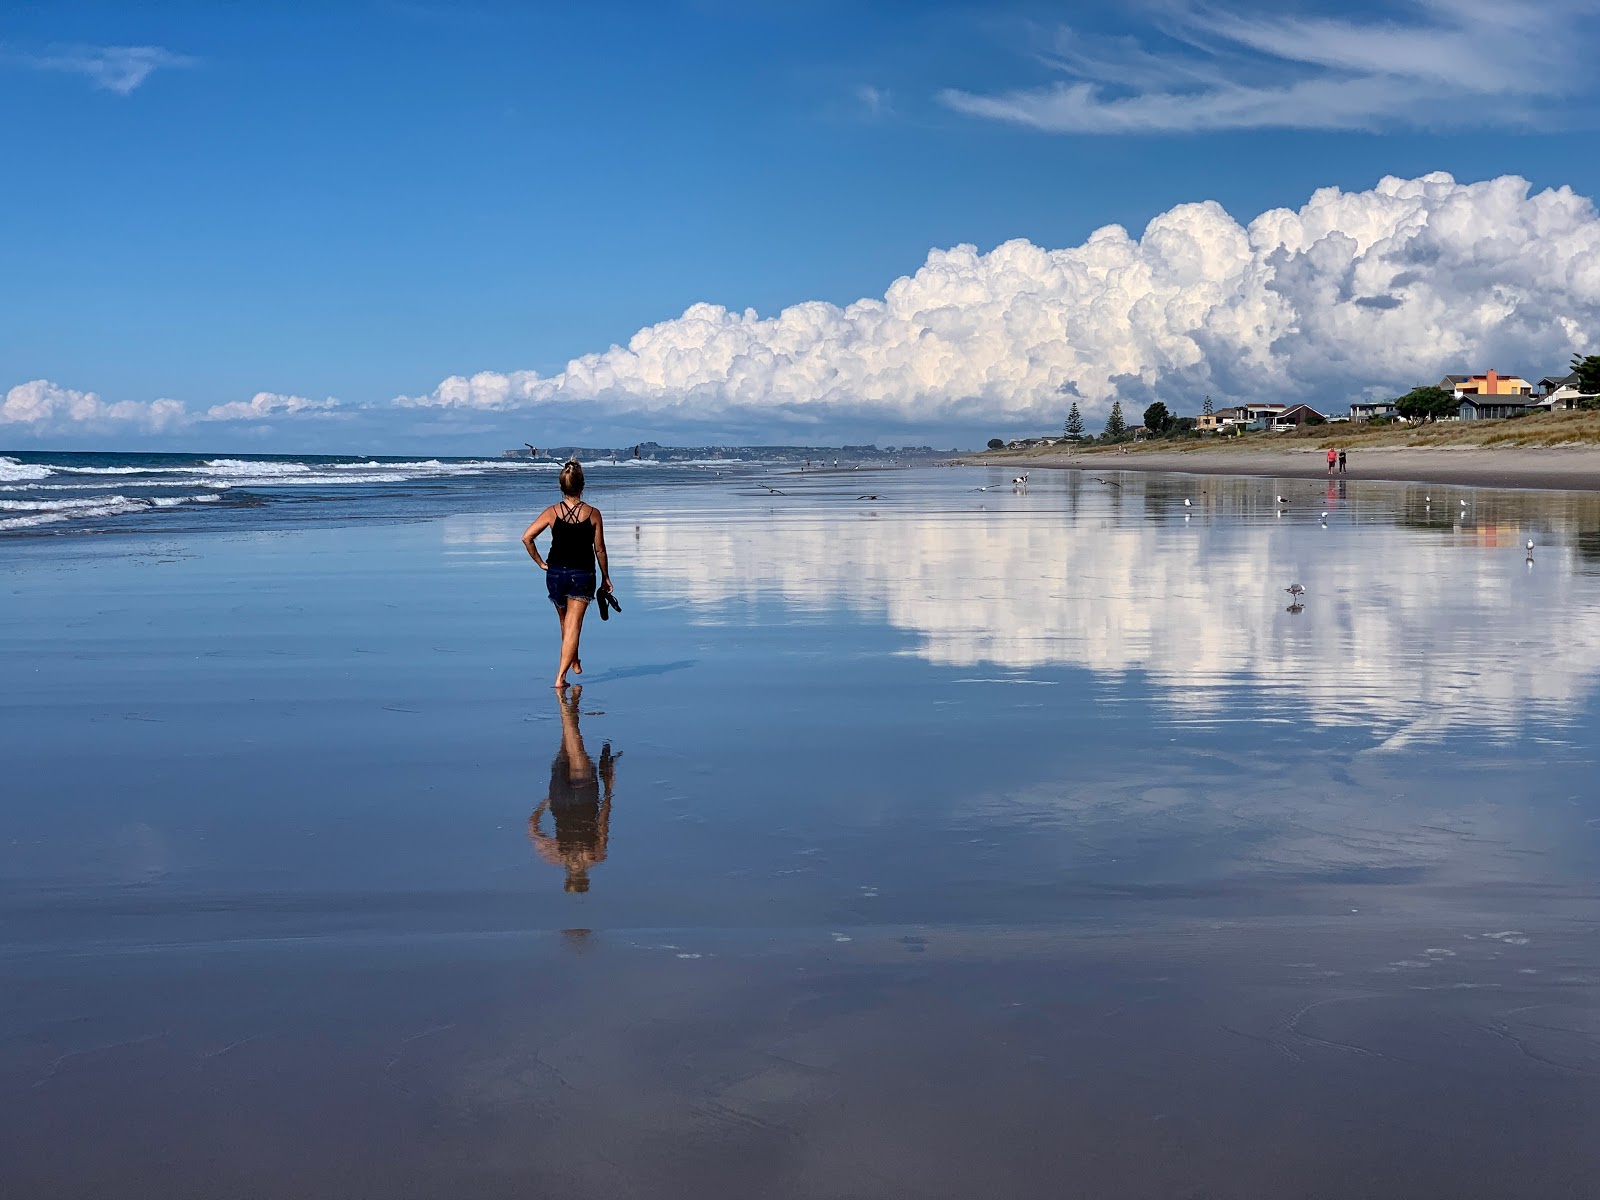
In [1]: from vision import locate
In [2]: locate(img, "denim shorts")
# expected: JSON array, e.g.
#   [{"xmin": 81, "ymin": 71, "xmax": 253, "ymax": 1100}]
[{"xmin": 547, "ymin": 565, "xmax": 597, "ymax": 606}]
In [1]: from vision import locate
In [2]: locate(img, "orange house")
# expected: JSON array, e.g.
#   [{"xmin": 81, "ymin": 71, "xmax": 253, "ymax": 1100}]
[{"xmin": 1440, "ymin": 369, "xmax": 1534, "ymax": 397}]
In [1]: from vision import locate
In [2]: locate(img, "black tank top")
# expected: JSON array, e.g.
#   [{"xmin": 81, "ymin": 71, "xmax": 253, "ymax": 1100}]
[{"xmin": 548, "ymin": 501, "xmax": 596, "ymax": 571}]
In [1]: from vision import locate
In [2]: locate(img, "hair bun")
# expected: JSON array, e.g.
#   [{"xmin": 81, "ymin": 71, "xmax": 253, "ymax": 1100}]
[{"xmin": 559, "ymin": 460, "xmax": 585, "ymax": 496}]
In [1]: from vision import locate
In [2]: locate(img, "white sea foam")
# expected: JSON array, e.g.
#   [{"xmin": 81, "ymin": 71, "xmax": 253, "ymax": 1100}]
[
  {"xmin": 0, "ymin": 456, "xmax": 52, "ymax": 482},
  {"xmin": 0, "ymin": 495, "xmax": 144, "ymax": 511},
  {"xmin": 197, "ymin": 458, "xmax": 316, "ymax": 475},
  {"xmin": 0, "ymin": 481, "xmax": 230, "ymax": 492},
  {"xmin": 0, "ymin": 493, "xmax": 220, "ymax": 530},
  {"xmin": 53, "ymin": 465, "xmax": 157, "ymax": 475}
]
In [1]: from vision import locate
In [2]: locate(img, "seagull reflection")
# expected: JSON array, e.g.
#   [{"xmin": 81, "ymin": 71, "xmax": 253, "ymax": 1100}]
[{"xmin": 529, "ymin": 686, "xmax": 620, "ymax": 894}]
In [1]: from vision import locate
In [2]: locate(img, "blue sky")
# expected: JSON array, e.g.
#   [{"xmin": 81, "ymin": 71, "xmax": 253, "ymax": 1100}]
[{"xmin": 4, "ymin": 0, "xmax": 1600, "ymax": 452}]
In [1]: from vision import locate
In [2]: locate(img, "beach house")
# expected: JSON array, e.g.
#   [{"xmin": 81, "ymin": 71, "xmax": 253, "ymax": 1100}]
[
  {"xmin": 1444, "ymin": 370, "xmax": 1540, "ymax": 420},
  {"xmin": 1534, "ymin": 371, "xmax": 1597, "ymax": 413},
  {"xmin": 1348, "ymin": 400, "xmax": 1398, "ymax": 422},
  {"xmin": 1196, "ymin": 406, "xmax": 1244, "ymax": 432},
  {"xmin": 1271, "ymin": 404, "xmax": 1325, "ymax": 430}
]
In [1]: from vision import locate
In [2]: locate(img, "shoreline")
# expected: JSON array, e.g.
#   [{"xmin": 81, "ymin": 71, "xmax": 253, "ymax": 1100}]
[{"xmin": 973, "ymin": 443, "xmax": 1600, "ymax": 492}]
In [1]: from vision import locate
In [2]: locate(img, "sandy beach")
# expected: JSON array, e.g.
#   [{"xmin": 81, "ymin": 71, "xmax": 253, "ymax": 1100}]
[
  {"xmin": 981, "ymin": 441, "xmax": 1600, "ymax": 491},
  {"xmin": 7, "ymin": 465, "xmax": 1600, "ymax": 1198}
]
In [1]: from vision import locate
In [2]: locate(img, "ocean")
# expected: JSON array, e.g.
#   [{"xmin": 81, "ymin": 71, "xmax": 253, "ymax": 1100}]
[{"xmin": 0, "ymin": 450, "xmax": 785, "ymax": 536}]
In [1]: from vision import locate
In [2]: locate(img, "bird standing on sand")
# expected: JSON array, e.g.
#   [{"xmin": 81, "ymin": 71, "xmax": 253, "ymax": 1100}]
[
  {"xmin": 1276, "ymin": 495, "xmax": 1287, "ymax": 504},
  {"xmin": 1285, "ymin": 583, "xmax": 1306, "ymax": 600},
  {"xmin": 1183, "ymin": 498, "xmax": 1192, "ymax": 507}
]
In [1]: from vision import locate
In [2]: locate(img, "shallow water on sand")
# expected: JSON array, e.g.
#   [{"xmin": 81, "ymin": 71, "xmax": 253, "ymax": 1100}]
[{"xmin": 4, "ymin": 466, "xmax": 1600, "ymax": 1198}]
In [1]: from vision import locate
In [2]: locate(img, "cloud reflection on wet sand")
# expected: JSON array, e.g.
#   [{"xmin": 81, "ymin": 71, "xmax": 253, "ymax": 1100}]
[{"xmin": 624, "ymin": 473, "xmax": 1600, "ymax": 748}]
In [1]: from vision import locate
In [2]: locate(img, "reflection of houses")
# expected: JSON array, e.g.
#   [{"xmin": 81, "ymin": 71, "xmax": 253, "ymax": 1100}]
[
  {"xmin": 1349, "ymin": 400, "xmax": 1398, "ymax": 422},
  {"xmin": 1446, "ymin": 369, "xmax": 1539, "ymax": 420}
]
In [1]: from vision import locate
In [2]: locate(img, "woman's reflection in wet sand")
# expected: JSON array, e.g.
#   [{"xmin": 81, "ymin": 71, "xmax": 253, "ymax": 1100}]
[{"xmin": 529, "ymin": 685, "xmax": 619, "ymax": 893}]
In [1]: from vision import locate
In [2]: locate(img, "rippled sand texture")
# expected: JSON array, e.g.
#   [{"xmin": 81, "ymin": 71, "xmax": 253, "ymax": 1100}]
[{"xmin": 3, "ymin": 467, "xmax": 1599, "ymax": 1199}]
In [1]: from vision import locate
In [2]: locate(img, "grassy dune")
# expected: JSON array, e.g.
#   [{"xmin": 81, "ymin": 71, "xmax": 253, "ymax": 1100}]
[{"xmin": 1009, "ymin": 410, "xmax": 1600, "ymax": 458}]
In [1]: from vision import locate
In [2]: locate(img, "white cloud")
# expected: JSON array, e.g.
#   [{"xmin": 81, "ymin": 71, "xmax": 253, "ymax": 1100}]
[
  {"xmin": 399, "ymin": 172, "xmax": 1600, "ymax": 431},
  {"xmin": 203, "ymin": 392, "xmax": 341, "ymax": 421},
  {"xmin": 854, "ymin": 84, "xmax": 891, "ymax": 120},
  {"xmin": 940, "ymin": 1, "xmax": 1595, "ymax": 133},
  {"xmin": 19, "ymin": 45, "xmax": 195, "ymax": 95},
  {"xmin": 1, "ymin": 380, "xmax": 187, "ymax": 432},
  {"xmin": 1, "ymin": 383, "xmax": 342, "ymax": 437}
]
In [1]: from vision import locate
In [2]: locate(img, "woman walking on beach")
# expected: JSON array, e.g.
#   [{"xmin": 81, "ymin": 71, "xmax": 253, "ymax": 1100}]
[{"xmin": 521, "ymin": 461, "xmax": 612, "ymax": 688}]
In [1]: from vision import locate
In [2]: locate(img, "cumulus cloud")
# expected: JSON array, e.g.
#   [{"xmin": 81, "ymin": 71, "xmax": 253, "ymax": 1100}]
[
  {"xmin": 203, "ymin": 392, "xmax": 341, "ymax": 421},
  {"xmin": 16, "ymin": 45, "xmax": 195, "ymax": 95},
  {"xmin": 2, "ymin": 380, "xmax": 188, "ymax": 432},
  {"xmin": 1, "ymin": 382, "xmax": 342, "ymax": 437},
  {"xmin": 400, "ymin": 172, "xmax": 1600, "ymax": 432},
  {"xmin": 940, "ymin": 0, "xmax": 1597, "ymax": 133}
]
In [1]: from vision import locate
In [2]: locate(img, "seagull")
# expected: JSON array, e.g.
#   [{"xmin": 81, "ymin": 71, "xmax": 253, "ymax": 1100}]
[
  {"xmin": 1276, "ymin": 495, "xmax": 1287, "ymax": 504},
  {"xmin": 1285, "ymin": 583, "xmax": 1306, "ymax": 600},
  {"xmin": 856, "ymin": 494, "xmax": 879, "ymax": 500},
  {"xmin": 973, "ymin": 483, "xmax": 998, "ymax": 492},
  {"xmin": 757, "ymin": 482, "xmax": 787, "ymax": 496},
  {"xmin": 1183, "ymin": 498, "xmax": 1192, "ymax": 507},
  {"xmin": 1320, "ymin": 511, "xmax": 1328, "ymax": 519},
  {"xmin": 1460, "ymin": 499, "xmax": 1468, "ymax": 507},
  {"xmin": 1526, "ymin": 539, "xmax": 1535, "ymax": 552}
]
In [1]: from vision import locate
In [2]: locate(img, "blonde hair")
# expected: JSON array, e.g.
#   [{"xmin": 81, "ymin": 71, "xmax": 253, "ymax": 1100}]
[{"xmin": 559, "ymin": 460, "xmax": 585, "ymax": 497}]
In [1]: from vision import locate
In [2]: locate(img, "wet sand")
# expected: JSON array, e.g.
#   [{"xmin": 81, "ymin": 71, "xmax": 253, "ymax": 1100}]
[
  {"xmin": 984, "ymin": 443, "xmax": 1600, "ymax": 491},
  {"xmin": 5, "ymin": 472, "xmax": 1600, "ymax": 1197}
]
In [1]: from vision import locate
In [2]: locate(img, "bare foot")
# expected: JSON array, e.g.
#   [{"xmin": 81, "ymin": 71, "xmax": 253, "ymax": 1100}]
[
  {"xmin": 573, "ymin": 658, "xmax": 583, "ymax": 675},
  {"xmin": 554, "ymin": 676, "xmax": 568, "ymax": 689}
]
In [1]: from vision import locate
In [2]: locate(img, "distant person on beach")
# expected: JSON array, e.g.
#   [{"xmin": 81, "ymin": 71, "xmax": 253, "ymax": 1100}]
[
  {"xmin": 529, "ymin": 685, "xmax": 619, "ymax": 893},
  {"xmin": 1326, "ymin": 448, "xmax": 1337, "ymax": 475},
  {"xmin": 1338, "ymin": 449, "xmax": 1348, "ymax": 474},
  {"xmin": 520, "ymin": 460, "xmax": 613, "ymax": 688}
]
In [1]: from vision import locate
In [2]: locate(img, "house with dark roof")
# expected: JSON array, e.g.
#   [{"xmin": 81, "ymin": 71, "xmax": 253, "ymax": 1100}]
[
  {"xmin": 1444, "ymin": 369, "xmax": 1540, "ymax": 421},
  {"xmin": 1271, "ymin": 403, "xmax": 1325, "ymax": 430},
  {"xmin": 1534, "ymin": 371, "xmax": 1597, "ymax": 412},
  {"xmin": 1349, "ymin": 400, "xmax": 1398, "ymax": 422}
]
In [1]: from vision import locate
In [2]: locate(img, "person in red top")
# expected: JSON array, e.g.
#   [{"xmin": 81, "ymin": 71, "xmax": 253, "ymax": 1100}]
[{"xmin": 1326, "ymin": 448, "xmax": 1338, "ymax": 475}]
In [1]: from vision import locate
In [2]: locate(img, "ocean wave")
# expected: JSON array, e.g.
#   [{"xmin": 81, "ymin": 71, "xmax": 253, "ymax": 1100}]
[
  {"xmin": 0, "ymin": 481, "xmax": 232, "ymax": 493},
  {"xmin": 53, "ymin": 465, "xmax": 158, "ymax": 475},
  {"xmin": 0, "ymin": 493, "xmax": 221, "ymax": 530},
  {"xmin": 0, "ymin": 456, "xmax": 52, "ymax": 482},
  {"xmin": 197, "ymin": 458, "xmax": 315, "ymax": 474}
]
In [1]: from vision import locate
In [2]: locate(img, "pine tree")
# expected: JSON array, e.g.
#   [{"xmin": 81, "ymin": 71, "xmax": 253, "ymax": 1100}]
[
  {"xmin": 1104, "ymin": 400, "xmax": 1126, "ymax": 440},
  {"xmin": 1064, "ymin": 402, "xmax": 1085, "ymax": 438},
  {"xmin": 1202, "ymin": 394, "xmax": 1214, "ymax": 416}
]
